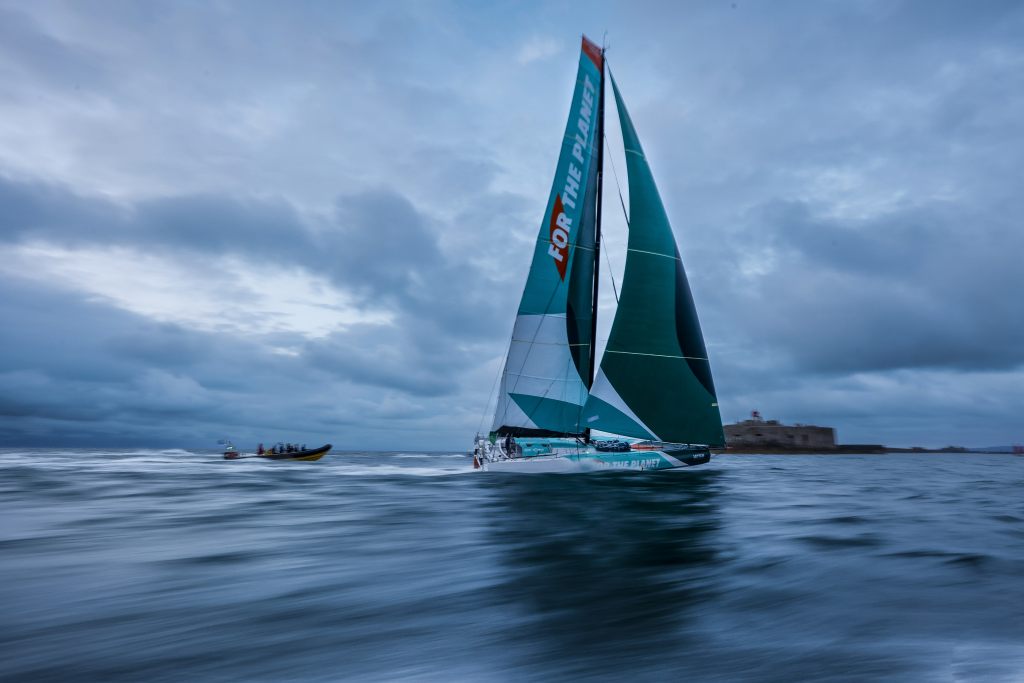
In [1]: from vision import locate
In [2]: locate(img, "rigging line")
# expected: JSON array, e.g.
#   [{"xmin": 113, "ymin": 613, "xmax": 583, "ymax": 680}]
[
  {"xmin": 502, "ymin": 266, "xmax": 570, "ymax": 426},
  {"xmin": 604, "ymin": 132, "xmax": 630, "ymax": 229},
  {"xmin": 478, "ymin": 341, "xmax": 510, "ymax": 435},
  {"xmin": 499, "ymin": 193, "xmax": 579, "ymax": 429},
  {"xmin": 598, "ymin": 130, "xmax": 624, "ymax": 304},
  {"xmin": 602, "ymin": 235, "xmax": 619, "ymax": 304},
  {"xmin": 521, "ymin": 351, "xmax": 584, "ymax": 437},
  {"xmin": 505, "ymin": 164, "xmax": 602, "ymax": 424},
  {"xmin": 516, "ymin": 327, "xmax": 586, "ymax": 435}
]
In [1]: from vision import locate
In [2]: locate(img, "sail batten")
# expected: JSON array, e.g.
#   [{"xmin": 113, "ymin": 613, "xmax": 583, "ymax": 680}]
[
  {"xmin": 626, "ymin": 247, "xmax": 680, "ymax": 260},
  {"xmin": 605, "ymin": 350, "xmax": 709, "ymax": 360}
]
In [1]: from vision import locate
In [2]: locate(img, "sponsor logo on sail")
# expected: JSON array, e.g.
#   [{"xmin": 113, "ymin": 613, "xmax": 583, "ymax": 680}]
[
  {"xmin": 548, "ymin": 73, "xmax": 596, "ymax": 280},
  {"xmin": 548, "ymin": 194, "xmax": 570, "ymax": 279}
]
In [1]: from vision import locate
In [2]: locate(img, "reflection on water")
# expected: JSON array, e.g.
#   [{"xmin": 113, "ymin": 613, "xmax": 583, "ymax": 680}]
[
  {"xmin": 484, "ymin": 472, "xmax": 723, "ymax": 677},
  {"xmin": 2, "ymin": 450, "xmax": 1024, "ymax": 681}
]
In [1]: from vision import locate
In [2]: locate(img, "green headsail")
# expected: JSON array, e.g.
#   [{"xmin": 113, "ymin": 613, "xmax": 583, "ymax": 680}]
[{"xmin": 582, "ymin": 73, "xmax": 724, "ymax": 447}]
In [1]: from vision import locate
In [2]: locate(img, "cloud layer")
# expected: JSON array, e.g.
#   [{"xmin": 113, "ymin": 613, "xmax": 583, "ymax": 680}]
[{"xmin": 1, "ymin": 1, "xmax": 1021, "ymax": 448}]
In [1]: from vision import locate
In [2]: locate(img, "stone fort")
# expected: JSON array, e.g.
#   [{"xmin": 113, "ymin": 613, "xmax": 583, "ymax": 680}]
[{"xmin": 724, "ymin": 411, "xmax": 836, "ymax": 450}]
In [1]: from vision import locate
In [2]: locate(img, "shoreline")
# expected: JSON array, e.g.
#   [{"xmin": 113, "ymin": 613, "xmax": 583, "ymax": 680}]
[{"xmin": 713, "ymin": 447, "xmax": 994, "ymax": 455}]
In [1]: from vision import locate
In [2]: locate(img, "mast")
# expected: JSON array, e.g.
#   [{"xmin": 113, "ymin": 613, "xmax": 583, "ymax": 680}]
[{"xmin": 585, "ymin": 45, "xmax": 606, "ymax": 443}]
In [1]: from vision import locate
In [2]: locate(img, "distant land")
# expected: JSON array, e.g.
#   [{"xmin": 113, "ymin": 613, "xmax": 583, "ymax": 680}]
[
  {"xmin": 971, "ymin": 446, "xmax": 1024, "ymax": 454},
  {"xmin": 721, "ymin": 412, "xmax": 1020, "ymax": 455},
  {"xmin": 714, "ymin": 446, "xmax": 1021, "ymax": 455}
]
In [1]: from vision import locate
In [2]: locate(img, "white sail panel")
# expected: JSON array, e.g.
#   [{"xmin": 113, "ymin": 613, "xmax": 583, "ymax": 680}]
[
  {"xmin": 585, "ymin": 369, "xmax": 659, "ymax": 441},
  {"xmin": 491, "ymin": 314, "xmax": 590, "ymax": 432}
]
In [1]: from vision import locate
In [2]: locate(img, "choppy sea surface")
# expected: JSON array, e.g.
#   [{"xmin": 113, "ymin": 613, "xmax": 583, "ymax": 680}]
[{"xmin": 2, "ymin": 449, "xmax": 1023, "ymax": 682}]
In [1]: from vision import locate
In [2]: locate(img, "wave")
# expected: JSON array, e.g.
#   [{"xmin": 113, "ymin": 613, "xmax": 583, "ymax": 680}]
[{"xmin": 330, "ymin": 464, "xmax": 472, "ymax": 477}]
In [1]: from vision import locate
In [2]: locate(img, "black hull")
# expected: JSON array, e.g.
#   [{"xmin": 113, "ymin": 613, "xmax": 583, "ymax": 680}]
[
  {"xmin": 258, "ymin": 444, "xmax": 332, "ymax": 461},
  {"xmin": 663, "ymin": 447, "xmax": 712, "ymax": 467}
]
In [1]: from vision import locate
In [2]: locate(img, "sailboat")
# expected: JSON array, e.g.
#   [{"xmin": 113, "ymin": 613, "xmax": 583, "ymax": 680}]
[{"xmin": 473, "ymin": 36, "xmax": 724, "ymax": 472}]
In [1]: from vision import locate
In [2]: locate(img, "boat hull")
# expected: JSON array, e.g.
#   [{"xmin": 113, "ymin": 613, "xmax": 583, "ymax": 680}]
[
  {"xmin": 480, "ymin": 447, "xmax": 710, "ymax": 473},
  {"xmin": 257, "ymin": 444, "xmax": 332, "ymax": 461}
]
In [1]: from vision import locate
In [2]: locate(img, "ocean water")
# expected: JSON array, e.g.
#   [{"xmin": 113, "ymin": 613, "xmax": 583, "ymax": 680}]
[{"xmin": 2, "ymin": 450, "xmax": 1023, "ymax": 682}]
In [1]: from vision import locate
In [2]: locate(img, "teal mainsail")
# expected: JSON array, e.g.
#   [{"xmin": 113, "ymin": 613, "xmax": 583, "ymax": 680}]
[
  {"xmin": 581, "ymin": 74, "xmax": 724, "ymax": 447},
  {"xmin": 489, "ymin": 37, "xmax": 723, "ymax": 458},
  {"xmin": 491, "ymin": 37, "xmax": 604, "ymax": 437}
]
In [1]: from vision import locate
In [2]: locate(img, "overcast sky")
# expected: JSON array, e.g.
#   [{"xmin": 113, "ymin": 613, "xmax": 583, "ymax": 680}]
[{"xmin": 1, "ymin": 0, "xmax": 1021, "ymax": 450}]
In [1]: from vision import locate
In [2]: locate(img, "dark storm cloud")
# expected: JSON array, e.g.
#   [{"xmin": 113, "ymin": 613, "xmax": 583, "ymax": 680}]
[
  {"xmin": 0, "ymin": 172, "xmax": 517, "ymax": 444},
  {"xmin": 0, "ymin": 175, "xmax": 311, "ymax": 261},
  {"xmin": 0, "ymin": 275, "xmax": 142, "ymax": 384},
  {"xmin": 138, "ymin": 194, "xmax": 310, "ymax": 257},
  {"xmin": 329, "ymin": 189, "xmax": 443, "ymax": 297},
  {"xmin": 303, "ymin": 324, "xmax": 460, "ymax": 398},
  {"xmin": 580, "ymin": 0, "xmax": 1023, "ymax": 445},
  {"xmin": 0, "ymin": 271, "xmax": 472, "ymax": 446},
  {"xmin": 0, "ymin": 176, "xmax": 123, "ymax": 244},
  {"xmin": 0, "ymin": 277, "xmax": 228, "ymax": 435},
  {"xmin": 714, "ymin": 198, "xmax": 1024, "ymax": 375},
  {"xmin": 0, "ymin": 2, "xmax": 528, "ymax": 447},
  {"xmin": 1, "ymin": 1, "xmax": 1022, "ymax": 448},
  {"xmin": 0, "ymin": 172, "xmax": 519, "ymax": 345}
]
